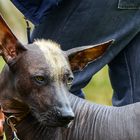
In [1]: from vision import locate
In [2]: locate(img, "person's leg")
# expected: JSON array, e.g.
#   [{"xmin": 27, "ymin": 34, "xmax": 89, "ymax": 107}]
[
  {"xmin": 31, "ymin": 0, "xmax": 140, "ymax": 103},
  {"xmin": 109, "ymin": 32, "xmax": 140, "ymax": 106}
]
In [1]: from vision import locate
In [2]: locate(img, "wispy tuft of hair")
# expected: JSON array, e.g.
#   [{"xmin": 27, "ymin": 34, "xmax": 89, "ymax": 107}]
[{"xmin": 34, "ymin": 39, "xmax": 61, "ymax": 49}]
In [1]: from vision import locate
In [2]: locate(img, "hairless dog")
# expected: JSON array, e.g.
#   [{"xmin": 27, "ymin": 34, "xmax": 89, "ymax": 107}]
[{"xmin": 0, "ymin": 15, "xmax": 140, "ymax": 140}]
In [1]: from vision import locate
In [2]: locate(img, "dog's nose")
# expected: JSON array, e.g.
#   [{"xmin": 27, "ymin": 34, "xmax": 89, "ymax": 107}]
[
  {"xmin": 57, "ymin": 110, "xmax": 75, "ymax": 121},
  {"xmin": 61, "ymin": 113, "xmax": 74, "ymax": 121}
]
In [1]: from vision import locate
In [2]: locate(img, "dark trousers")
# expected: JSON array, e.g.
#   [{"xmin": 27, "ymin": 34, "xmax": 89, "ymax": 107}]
[{"xmin": 31, "ymin": 0, "xmax": 140, "ymax": 106}]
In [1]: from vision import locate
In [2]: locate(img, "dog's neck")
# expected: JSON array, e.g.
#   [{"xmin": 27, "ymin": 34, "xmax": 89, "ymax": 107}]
[
  {"xmin": 4, "ymin": 112, "xmax": 63, "ymax": 140},
  {"xmin": 3, "ymin": 94, "xmax": 96, "ymax": 140}
]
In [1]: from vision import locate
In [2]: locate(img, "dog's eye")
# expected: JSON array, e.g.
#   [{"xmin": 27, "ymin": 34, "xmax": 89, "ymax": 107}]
[
  {"xmin": 35, "ymin": 76, "xmax": 44, "ymax": 81},
  {"xmin": 67, "ymin": 76, "xmax": 74, "ymax": 89},
  {"xmin": 34, "ymin": 76, "xmax": 45, "ymax": 85},
  {"xmin": 67, "ymin": 76, "xmax": 73, "ymax": 85}
]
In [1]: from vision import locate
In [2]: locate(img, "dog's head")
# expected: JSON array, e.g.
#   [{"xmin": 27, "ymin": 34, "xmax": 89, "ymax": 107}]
[{"xmin": 0, "ymin": 15, "xmax": 113, "ymax": 127}]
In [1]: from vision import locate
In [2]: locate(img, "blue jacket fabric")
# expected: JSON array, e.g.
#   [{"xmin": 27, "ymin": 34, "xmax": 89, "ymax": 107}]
[
  {"xmin": 11, "ymin": 0, "xmax": 62, "ymax": 25},
  {"xmin": 11, "ymin": 0, "xmax": 140, "ymax": 106}
]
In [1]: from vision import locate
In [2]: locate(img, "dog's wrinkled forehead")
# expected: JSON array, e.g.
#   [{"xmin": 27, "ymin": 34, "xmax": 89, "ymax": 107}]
[{"xmin": 24, "ymin": 40, "xmax": 71, "ymax": 78}]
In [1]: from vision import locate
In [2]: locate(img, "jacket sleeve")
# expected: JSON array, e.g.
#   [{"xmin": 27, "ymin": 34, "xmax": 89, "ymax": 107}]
[{"xmin": 11, "ymin": 0, "xmax": 62, "ymax": 25}]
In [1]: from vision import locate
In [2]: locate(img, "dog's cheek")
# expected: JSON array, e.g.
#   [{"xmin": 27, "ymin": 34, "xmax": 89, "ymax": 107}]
[{"xmin": 14, "ymin": 76, "xmax": 32, "ymax": 97}]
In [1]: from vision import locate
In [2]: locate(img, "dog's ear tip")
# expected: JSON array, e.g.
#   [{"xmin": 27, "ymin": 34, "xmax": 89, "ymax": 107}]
[
  {"xmin": 67, "ymin": 39, "xmax": 115, "ymax": 72},
  {"xmin": 109, "ymin": 39, "xmax": 115, "ymax": 44}
]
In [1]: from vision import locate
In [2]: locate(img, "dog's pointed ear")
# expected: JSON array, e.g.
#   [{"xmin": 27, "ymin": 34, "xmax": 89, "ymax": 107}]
[
  {"xmin": 0, "ymin": 15, "xmax": 26, "ymax": 64},
  {"xmin": 66, "ymin": 40, "xmax": 114, "ymax": 71}
]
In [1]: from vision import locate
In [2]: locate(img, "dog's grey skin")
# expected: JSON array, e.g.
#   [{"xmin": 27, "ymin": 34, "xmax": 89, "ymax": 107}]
[
  {"xmin": 8, "ymin": 92, "xmax": 140, "ymax": 140},
  {"xmin": 0, "ymin": 40, "xmax": 140, "ymax": 140}
]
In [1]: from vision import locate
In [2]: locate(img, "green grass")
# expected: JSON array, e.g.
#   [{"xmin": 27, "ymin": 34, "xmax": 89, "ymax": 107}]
[
  {"xmin": 83, "ymin": 66, "xmax": 113, "ymax": 106},
  {"xmin": 0, "ymin": 58, "xmax": 5, "ymax": 71}
]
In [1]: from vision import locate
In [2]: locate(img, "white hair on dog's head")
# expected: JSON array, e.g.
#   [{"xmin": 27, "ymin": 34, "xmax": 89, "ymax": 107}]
[
  {"xmin": 34, "ymin": 39, "xmax": 71, "ymax": 81},
  {"xmin": 34, "ymin": 39, "xmax": 61, "ymax": 49}
]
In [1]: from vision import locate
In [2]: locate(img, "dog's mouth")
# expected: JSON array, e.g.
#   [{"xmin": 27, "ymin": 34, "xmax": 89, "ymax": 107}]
[
  {"xmin": 39, "ymin": 117, "xmax": 73, "ymax": 127},
  {"xmin": 38, "ymin": 113, "xmax": 74, "ymax": 127},
  {"xmin": 30, "ymin": 108, "xmax": 74, "ymax": 128}
]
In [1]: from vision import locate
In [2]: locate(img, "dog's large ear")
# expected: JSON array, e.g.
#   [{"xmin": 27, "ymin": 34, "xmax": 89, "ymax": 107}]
[
  {"xmin": 66, "ymin": 40, "xmax": 114, "ymax": 71},
  {"xmin": 0, "ymin": 15, "xmax": 26, "ymax": 64}
]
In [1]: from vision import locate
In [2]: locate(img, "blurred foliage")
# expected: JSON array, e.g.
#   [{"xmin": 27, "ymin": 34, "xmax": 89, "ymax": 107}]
[
  {"xmin": 0, "ymin": 0, "xmax": 113, "ymax": 106},
  {"xmin": 0, "ymin": 58, "xmax": 4, "ymax": 71},
  {"xmin": 83, "ymin": 66, "xmax": 112, "ymax": 105}
]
